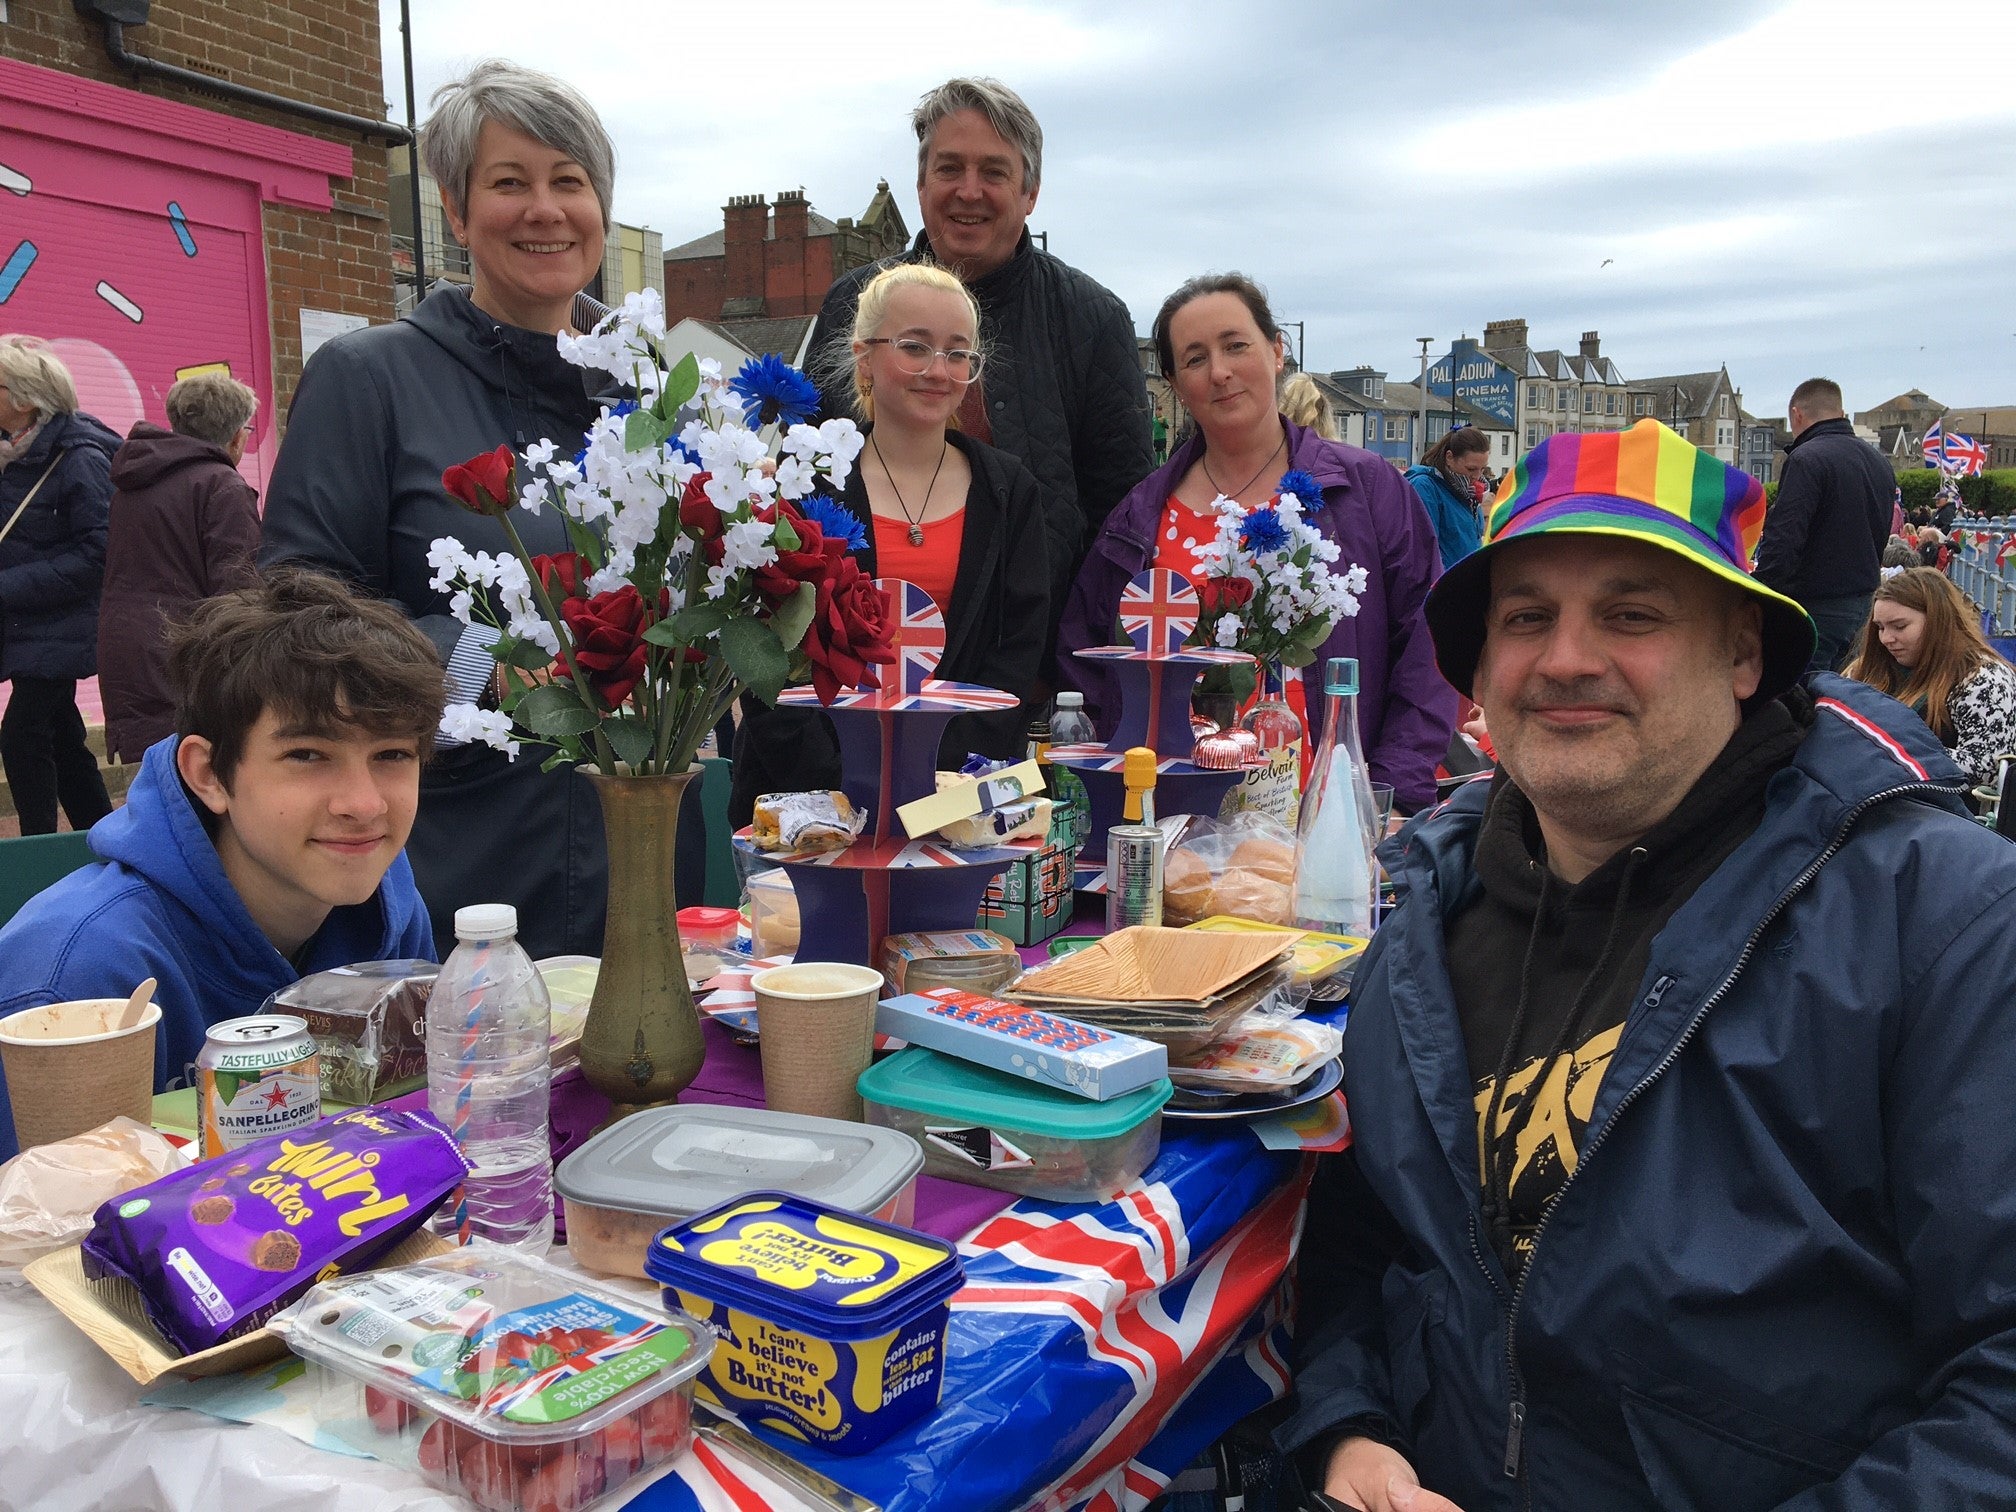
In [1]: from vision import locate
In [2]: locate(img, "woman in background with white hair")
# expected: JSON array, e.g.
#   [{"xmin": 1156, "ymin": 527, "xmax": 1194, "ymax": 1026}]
[
  {"xmin": 262, "ymin": 59, "xmax": 623, "ymax": 959},
  {"xmin": 0, "ymin": 335, "xmax": 119, "ymax": 836}
]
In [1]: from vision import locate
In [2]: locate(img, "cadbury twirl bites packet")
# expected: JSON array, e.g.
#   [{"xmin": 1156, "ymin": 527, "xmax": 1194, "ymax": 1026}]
[{"xmin": 81, "ymin": 1107, "xmax": 470, "ymax": 1355}]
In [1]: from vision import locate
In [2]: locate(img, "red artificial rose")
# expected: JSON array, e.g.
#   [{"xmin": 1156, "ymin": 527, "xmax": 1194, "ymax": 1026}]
[
  {"xmin": 801, "ymin": 557, "xmax": 897, "ymax": 703},
  {"xmin": 442, "ymin": 445, "xmax": 516, "ymax": 515},
  {"xmin": 556, "ymin": 585, "xmax": 651, "ymax": 708},
  {"xmin": 531, "ymin": 551, "xmax": 589, "ymax": 601},
  {"xmin": 1197, "ymin": 575, "xmax": 1255, "ymax": 614},
  {"xmin": 752, "ymin": 503, "xmax": 846, "ymax": 603},
  {"xmin": 679, "ymin": 472, "xmax": 722, "ymax": 541}
]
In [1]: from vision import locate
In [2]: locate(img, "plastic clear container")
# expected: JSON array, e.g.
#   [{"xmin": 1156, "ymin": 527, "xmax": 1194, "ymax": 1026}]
[
  {"xmin": 427, "ymin": 905, "xmax": 553, "ymax": 1253},
  {"xmin": 880, "ymin": 929, "xmax": 1020, "ymax": 996},
  {"xmin": 272, "ymin": 1242, "xmax": 711, "ymax": 1512},
  {"xmin": 556, "ymin": 1105, "xmax": 924, "ymax": 1278},
  {"xmin": 645, "ymin": 1191, "xmax": 964, "ymax": 1455},
  {"xmin": 858, "ymin": 1047, "xmax": 1171, "ymax": 1202}
]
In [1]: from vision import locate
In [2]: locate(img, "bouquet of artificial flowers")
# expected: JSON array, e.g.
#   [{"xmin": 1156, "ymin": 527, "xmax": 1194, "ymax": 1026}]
[
  {"xmin": 426, "ymin": 288, "xmax": 893, "ymax": 775},
  {"xmin": 1186, "ymin": 469, "xmax": 1368, "ymax": 666}
]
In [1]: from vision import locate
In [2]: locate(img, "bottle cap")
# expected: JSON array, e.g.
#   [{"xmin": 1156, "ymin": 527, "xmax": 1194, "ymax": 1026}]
[
  {"xmin": 1055, "ymin": 692, "xmax": 1084, "ymax": 708},
  {"xmin": 1325, "ymin": 657, "xmax": 1360, "ymax": 697},
  {"xmin": 454, "ymin": 903, "xmax": 519, "ymax": 941}
]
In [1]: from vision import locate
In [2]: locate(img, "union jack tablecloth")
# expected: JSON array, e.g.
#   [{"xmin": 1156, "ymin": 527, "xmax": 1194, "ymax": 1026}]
[{"xmin": 631, "ymin": 1129, "xmax": 1308, "ymax": 1512}]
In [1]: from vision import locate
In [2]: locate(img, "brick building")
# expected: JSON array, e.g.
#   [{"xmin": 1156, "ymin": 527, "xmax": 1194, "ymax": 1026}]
[
  {"xmin": 0, "ymin": 0, "xmax": 397, "ymax": 484},
  {"xmin": 663, "ymin": 183, "xmax": 908, "ymax": 325}
]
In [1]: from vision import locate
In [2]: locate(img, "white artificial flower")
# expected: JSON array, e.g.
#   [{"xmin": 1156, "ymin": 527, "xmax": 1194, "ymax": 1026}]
[
  {"xmin": 448, "ymin": 587, "xmax": 474, "ymax": 622},
  {"xmin": 773, "ymin": 455, "xmax": 817, "ymax": 501},
  {"xmin": 698, "ymin": 356, "xmax": 722, "ymax": 383},
  {"xmin": 1215, "ymin": 613, "xmax": 1244, "ymax": 648},
  {"xmin": 585, "ymin": 560, "xmax": 631, "ymax": 597},
  {"xmin": 426, "ymin": 536, "xmax": 475, "ymax": 593},
  {"xmin": 720, "ymin": 517, "xmax": 779, "ymax": 574},
  {"xmin": 439, "ymin": 703, "xmax": 520, "ymax": 759}
]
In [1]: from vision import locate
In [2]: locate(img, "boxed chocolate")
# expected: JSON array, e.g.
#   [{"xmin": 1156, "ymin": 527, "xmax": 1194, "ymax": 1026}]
[{"xmin": 875, "ymin": 989, "xmax": 1168, "ymax": 1101}]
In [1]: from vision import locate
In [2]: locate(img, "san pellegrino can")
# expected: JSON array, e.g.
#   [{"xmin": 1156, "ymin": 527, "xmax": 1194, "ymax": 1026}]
[{"xmin": 198, "ymin": 1014, "xmax": 322, "ymax": 1158}]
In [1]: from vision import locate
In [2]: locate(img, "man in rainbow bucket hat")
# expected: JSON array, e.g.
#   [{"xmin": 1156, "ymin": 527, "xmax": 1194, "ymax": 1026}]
[{"xmin": 1284, "ymin": 421, "xmax": 2016, "ymax": 1511}]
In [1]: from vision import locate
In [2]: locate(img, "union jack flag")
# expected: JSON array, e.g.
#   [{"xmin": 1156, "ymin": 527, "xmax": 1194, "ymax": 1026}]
[
  {"xmin": 1073, "ymin": 645, "xmax": 1251, "ymax": 667},
  {"xmin": 1945, "ymin": 430, "xmax": 1989, "ymax": 477},
  {"xmin": 1117, "ymin": 569, "xmax": 1198, "ymax": 655},
  {"xmin": 1922, "ymin": 420, "xmax": 1945, "ymax": 465},
  {"xmin": 886, "ymin": 577, "xmax": 946, "ymax": 692}
]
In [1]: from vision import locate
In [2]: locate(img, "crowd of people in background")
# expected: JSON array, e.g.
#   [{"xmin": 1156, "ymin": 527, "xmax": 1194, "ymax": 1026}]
[{"xmin": 4, "ymin": 55, "xmax": 2016, "ymax": 1512}]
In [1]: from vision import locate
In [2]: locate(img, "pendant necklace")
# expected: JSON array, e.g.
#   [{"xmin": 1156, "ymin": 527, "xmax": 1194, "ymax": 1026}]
[
  {"xmin": 1200, "ymin": 426, "xmax": 1286, "ymax": 505},
  {"xmin": 873, "ymin": 432, "xmax": 948, "ymax": 546}
]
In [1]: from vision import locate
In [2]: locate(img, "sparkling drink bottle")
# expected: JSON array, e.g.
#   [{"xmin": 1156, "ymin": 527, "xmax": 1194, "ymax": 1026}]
[
  {"xmin": 1293, "ymin": 658, "xmax": 1379, "ymax": 936},
  {"xmin": 426, "ymin": 904, "xmax": 554, "ymax": 1253}
]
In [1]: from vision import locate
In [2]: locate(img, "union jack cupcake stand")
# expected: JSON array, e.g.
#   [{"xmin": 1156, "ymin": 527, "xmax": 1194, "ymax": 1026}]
[
  {"xmin": 732, "ymin": 580, "xmax": 1041, "ymax": 964},
  {"xmin": 1051, "ymin": 569, "xmax": 1256, "ymax": 872}
]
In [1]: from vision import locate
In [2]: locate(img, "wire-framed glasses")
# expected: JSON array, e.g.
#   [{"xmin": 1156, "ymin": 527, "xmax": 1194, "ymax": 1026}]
[{"xmin": 862, "ymin": 338, "xmax": 985, "ymax": 381}]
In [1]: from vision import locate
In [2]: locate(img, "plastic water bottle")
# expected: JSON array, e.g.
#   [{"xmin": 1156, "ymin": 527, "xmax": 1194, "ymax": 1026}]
[
  {"xmin": 427, "ymin": 904, "xmax": 554, "ymax": 1254},
  {"xmin": 1050, "ymin": 691, "xmax": 1097, "ymax": 746}
]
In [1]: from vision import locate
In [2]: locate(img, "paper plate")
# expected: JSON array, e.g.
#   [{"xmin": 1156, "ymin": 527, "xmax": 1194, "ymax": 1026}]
[{"xmin": 1162, "ymin": 1055, "xmax": 1341, "ymax": 1122}]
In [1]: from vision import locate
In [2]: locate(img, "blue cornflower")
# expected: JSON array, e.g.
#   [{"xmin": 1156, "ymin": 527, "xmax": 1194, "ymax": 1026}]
[
  {"xmin": 1241, "ymin": 507, "xmax": 1290, "ymax": 555},
  {"xmin": 610, "ymin": 398, "xmax": 640, "ymax": 419},
  {"xmin": 1277, "ymin": 469, "xmax": 1322, "ymax": 507},
  {"xmin": 798, "ymin": 493, "xmax": 868, "ymax": 553},
  {"xmin": 730, "ymin": 354, "xmax": 820, "ymax": 429}
]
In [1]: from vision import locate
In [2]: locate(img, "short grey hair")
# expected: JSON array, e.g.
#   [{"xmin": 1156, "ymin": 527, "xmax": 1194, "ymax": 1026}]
[
  {"xmin": 0, "ymin": 335, "xmax": 78, "ymax": 420},
  {"xmin": 912, "ymin": 78, "xmax": 1043, "ymax": 192},
  {"xmin": 420, "ymin": 59, "xmax": 616, "ymax": 231},
  {"xmin": 166, "ymin": 372, "xmax": 259, "ymax": 449}
]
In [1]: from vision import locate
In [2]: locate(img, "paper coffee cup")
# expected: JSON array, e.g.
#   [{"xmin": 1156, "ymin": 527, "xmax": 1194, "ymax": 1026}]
[
  {"xmin": 0, "ymin": 999, "xmax": 163, "ymax": 1153},
  {"xmin": 750, "ymin": 963, "xmax": 883, "ymax": 1122}
]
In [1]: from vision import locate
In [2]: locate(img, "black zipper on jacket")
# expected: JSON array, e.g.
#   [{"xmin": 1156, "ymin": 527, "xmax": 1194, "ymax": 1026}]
[{"xmin": 1493, "ymin": 780, "xmax": 1953, "ymax": 1489}]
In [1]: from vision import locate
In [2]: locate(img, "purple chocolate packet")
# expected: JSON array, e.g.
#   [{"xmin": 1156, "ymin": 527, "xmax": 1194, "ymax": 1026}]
[{"xmin": 81, "ymin": 1107, "xmax": 471, "ymax": 1355}]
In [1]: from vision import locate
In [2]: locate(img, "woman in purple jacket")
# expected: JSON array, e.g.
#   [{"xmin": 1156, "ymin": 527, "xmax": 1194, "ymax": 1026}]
[{"xmin": 1057, "ymin": 273, "xmax": 1455, "ymax": 812}]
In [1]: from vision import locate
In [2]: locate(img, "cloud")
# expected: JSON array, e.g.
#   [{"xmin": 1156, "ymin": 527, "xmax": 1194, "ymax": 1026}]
[{"xmin": 382, "ymin": 0, "xmax": 2016, "ymax": 412}]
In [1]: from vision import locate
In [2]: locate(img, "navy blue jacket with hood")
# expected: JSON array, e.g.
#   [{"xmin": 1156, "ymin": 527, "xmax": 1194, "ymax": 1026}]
[
  {"xmin": 1282, "ymin": 674, "xmax": 2016, "ymax": 1510},
  {"xmin": 0, "ymin": 409, "xmax": 121, "ymax": 681},
  {"xmin": 0, "ymin": 736, "xmax": 433, "ymax": 1160}
]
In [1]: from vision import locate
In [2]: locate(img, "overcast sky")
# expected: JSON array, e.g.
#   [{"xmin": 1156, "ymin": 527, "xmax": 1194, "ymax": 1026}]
[{"xmin": 382, "ymin": 0, "xmax": 2015, "ymax": 418}]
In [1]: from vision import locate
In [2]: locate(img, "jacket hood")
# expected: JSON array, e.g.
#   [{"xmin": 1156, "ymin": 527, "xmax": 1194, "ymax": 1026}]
[
  {"xmin": 109, "ymin": 422, "xmax": 236, "ymax": 490},
  {"xmin": 27, "ymin": 409, "xmax": 121, "ymax": 465},
  {"xmin": 89, "ymin": 737, "xmax": 427, "ymax": 996}
]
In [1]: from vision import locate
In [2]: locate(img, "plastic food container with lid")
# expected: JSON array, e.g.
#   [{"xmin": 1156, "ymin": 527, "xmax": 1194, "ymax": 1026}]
[
  {"xmin": 858, "ymin": 1047, "xmax": 1171, "ymax": 1202},
  {"xmin": 271, "ymin": 1241, "xmax": 711, "ymax": 1512},
  {"xmin": 646, "ymin": 1191, "xmax": 964, "ymax": 1455},
  {"xmin": 555, "ymin": 1105, "xmax": 924, "ymax": 1278}
]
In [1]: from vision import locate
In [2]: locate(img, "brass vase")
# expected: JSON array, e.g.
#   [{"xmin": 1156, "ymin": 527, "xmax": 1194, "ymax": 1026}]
[{"xmin": 578, "ymin": 767, "xmax": 706, "ymax": 1113}]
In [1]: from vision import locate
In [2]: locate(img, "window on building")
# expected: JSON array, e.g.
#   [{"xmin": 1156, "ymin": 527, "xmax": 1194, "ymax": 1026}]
[
  {"xmin": 1385, "ymin": 418, "xmax": 1401, "ymax": 441},
  {"xmin": 1500, "ymin": 432, "xmax": 1512, "ymax": 455},
  {"xmin": 1559, "ymin": 391, "xmax": 1571, "ymax": 412},
  {"xmin": 1583, "ymin": 392, "xmax": 1596, "ymax": 413},
  {"xmin": 1525, "ymin": 425, "xmax": 1538, "ymax": 450},
  {"xmin": 1718, "ymin": 396, "xmax": 1729, "ymax": 418},
  {"xmin": 1528, "ymin": 387, "xmax": 1540, "ymax": 409},
  {"xmin": 1634, "ymin": 396, "xmax": 1647, "ymax": 416},
  {"xmin": 1606, "ymin": 393, "xmax": 1617, "ymax": 415}
]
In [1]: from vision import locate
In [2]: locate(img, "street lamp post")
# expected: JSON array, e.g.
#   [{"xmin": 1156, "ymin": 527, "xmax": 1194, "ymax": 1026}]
[
  {"xmin": 400, "ymin": 0, "xmax": 425, "ymax": 304},
  {"xmin": 1282, "ymin": 321, "xmax": 1306, "ymax": 372},
  {"xmin": 1416, "ymin": 337, "xmax": 1433, "ymax": 462}
]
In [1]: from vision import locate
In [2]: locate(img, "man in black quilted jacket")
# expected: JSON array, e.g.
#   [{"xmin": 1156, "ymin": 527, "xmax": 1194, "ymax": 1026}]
[
  {"xmin": 806, "ymin": 77, "xmax": 1154, "ymax": 600},
  {"xmin": 1752, "ymin": 377, "xmax": 1893, "ymax": 673}
]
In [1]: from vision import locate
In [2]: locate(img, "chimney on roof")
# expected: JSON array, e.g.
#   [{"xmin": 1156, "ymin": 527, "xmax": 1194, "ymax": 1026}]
[
  {"xmin": 773, "ymin": 187, "xmax": 809, "ymax": 247},
  {"xmin": 723, "ymin": 193, "xmax": 768, "ymax": 307},
  {"xmin": 1580, "ymin": 331, "xmax": 1601, "ymax": 360},
  {"xmin": 1483, "ymin": 319, "xmax": 1527, "ymax": 355}
]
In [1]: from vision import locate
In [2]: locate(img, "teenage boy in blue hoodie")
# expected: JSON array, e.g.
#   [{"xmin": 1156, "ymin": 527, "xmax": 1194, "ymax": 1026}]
[{"xmin": 0, "ymin": 569, "xmax": 445, "ymax": 1158}]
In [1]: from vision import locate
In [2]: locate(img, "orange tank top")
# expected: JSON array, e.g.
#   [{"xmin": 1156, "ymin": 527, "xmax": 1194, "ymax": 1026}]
[{"xmin": 874, "ymin": 508, "xmax": 966, "ymax": 619}]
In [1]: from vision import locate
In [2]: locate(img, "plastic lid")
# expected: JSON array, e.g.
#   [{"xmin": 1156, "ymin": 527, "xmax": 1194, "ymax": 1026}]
[
  {"xmin": 858, "ymin": 1047, "xmax": 1172, "ymax": 1139},
  {"xmin": 677, "ymin": 906, "xmax": 740, "ymax": 930},
  {"xmin": 1055, "ymin": 692, "xmax": 1084, "ymax": 708},
  {"xmin": 556, "ymin": 1104, "xmax": 923, "ymax": 1220},
  {"xmin": 453, "ymin": 903, "xmax": 518, "ymax": 941},
  {"xmin": 1324, "ymin": 657, "xmax": 1360, "ymax": 697},
  {"xmin": 646, "ymin": 1191, "xmax": 964, "ymax": 1341}
]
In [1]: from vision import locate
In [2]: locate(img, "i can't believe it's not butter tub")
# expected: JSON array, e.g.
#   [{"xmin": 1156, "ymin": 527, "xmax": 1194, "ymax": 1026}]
[{"xmin": 644, "ymin": 1192, "xmax": 964, "ymax": 1455}]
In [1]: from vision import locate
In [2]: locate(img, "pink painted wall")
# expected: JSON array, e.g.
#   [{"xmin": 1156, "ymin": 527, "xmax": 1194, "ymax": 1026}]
[{"xmin": 0, "ymin": 130, "xmax": 276, "ymax": 487}]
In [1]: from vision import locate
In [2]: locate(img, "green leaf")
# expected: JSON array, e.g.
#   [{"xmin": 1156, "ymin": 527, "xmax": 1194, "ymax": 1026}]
[
  {"xmin": 772, "ymin": 515, "xmax": 801, "ymax": 552},
  {"xmin": 659, "ymin": 600, "xmax": 730, "ymax": 642},
  {"xmin": 660, "ymin": 352, "xmax": 701, "ymax": 416},
  {"xmin": 1291, "ymin": 614, "xmax": 1334, "ymax": 648},
  {"xmin": 493, "ymin": 635, "xmax": 558, "ymax": 671},
  {"xmin": 718, "ymin": 616, "xmax": 791, "ymax": 705},
  {"xmin": 624, "ymin": 408, "xmax": 671, "ymax": 454},
  {"xmin": 516, "ymin": 683, "xmax": 601, "ymax": 737},
  {"xmin": 1280, "ymin": 647, "xmax": 1318, "ymax": 668},
  {"xmin": 770, "ymin": 581, "xmax": 817, "ymax": 653},
  {"xmin": 604, "ymin": 715, "xmax": 655, "ymax": 769}
]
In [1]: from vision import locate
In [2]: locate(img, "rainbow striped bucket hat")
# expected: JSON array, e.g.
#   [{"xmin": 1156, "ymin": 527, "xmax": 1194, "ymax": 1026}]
[{"xmin": 1424, "ymin": 419, "xmax": 1815, "ymax": 703}]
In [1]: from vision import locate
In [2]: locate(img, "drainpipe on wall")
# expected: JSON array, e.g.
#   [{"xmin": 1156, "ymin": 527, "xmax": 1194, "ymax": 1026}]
[{"xmin": 76, "ymin": 1, "xmax": 413, "ymax": 146}]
